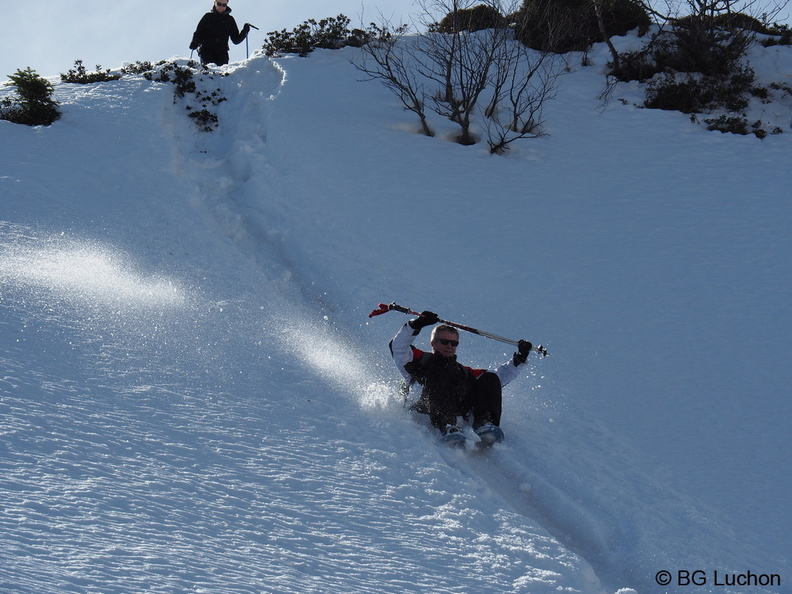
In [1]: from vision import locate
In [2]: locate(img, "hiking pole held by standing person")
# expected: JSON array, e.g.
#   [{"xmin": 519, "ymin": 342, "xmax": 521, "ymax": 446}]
[
  {"xmin": 368, "ymin": 302, "xmax": 550, "ymax": 357},
  {"xmin": 245, "ymin": 23, "xmax": 259, "ymax": 59}
]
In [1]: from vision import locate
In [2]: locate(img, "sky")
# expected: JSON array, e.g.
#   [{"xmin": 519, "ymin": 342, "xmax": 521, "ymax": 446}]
[
  {"xmin": 1, "ymin": 0, "xmax": 420, "ymax": 80},
  {"xmin": 4, "ymin": 0, "xmax": 790, "ymax": 81}
]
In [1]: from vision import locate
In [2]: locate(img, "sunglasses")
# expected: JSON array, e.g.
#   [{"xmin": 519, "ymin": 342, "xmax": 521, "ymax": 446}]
[
  {"xmin": 436, "ymin": 338, "xmax": 459, "ymax": 347},
  {"xmin": 216, "ymin": 2, "xmax": 228, "ymax": 6}
]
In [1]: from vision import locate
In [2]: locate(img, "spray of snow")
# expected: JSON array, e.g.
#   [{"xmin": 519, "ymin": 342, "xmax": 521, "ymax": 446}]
[{"xmin": 0, "ymin": 226, "xmax": 186, "ymax": 311}]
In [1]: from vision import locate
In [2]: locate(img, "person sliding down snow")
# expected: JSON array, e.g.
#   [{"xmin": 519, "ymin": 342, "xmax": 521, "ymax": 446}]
[{"xmin": 389, "ymin": 310, "xmax": 532, "ymax": 445}]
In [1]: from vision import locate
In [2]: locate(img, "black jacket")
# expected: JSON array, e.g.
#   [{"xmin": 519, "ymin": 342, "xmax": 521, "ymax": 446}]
[
  {"xmin": 189, "ymin": 7, "xmax": 249, "ymax": 65},
  {"xmin": 405, "ymin": 353, "xmax": 473, "ymax": 411}
]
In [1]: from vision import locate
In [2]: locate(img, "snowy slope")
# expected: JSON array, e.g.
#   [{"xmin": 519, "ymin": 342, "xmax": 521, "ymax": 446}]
[{"xmin": 2, "ymin": 32, "xmax": 791, "ymax": 593}]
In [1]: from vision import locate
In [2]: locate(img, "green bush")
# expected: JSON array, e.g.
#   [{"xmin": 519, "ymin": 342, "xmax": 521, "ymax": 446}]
[
  {"xmin": 660, "ymin": 16, "xmax": 753, "ymax": 76},
  {"xmin": 60, "ymin": 60, "xmax": 121, "ymax": 84},
  {"xmin": 151, "ymin": 62, "xmax": 198, "ymax": 98},
  {"xmin": 141, "ymin": 60, "xmax": 227, "ymax": 132},
  {"xmin": 612, "ymin": 9, "xmax": 761, "ymax": 84},
  {"xmin": 704, "ymin": 114, "xmax": 750, "ymax": 135},
  {"xmin": 121, "ymin": 61, "xmax": 158, "ymax": 75},
  {"xmin": 0, "ymin": 68, "xmax": 61, "ymax": 126},
  {"xmin": 611, "ymin": 49, "xmax": 658, "ymax": 82},
  {"xmin": 644, "ymin": 63, "xmax": 754, "ymax": 114},
  {"xmin": 644, "ymin": 74, "xmax": 707, "ymax": 113},
  {"xmin": 263, "ymin": 15, "xmax": 371, "ymax": 57},
  {"xmin": 188, "ymin": 108, "xmax": 219, "ymax": 132},
  {"xmin": 761, "ymin": 23, "xmax": 792, "ymax": 47},
  {"xmin": 712, "ymin": 12, "xmax": 770, "ymax": 34},
  {"xmin": 436, "ymin": 4, "xmax": 509, "ymax": 33},
  {"xmin": 514, "ymin": 0, "xmax": 650, "ymax": 53},
  {"xmin": 769, "ymin": 81, "xmax": 792, "ymax": 98}
]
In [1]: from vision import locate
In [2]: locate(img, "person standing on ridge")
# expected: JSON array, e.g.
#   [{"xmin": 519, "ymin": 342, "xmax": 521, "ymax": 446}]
[
  {"xmin": 389, "ymin": 310, "xmax": 533, "ymax": 446},
  {"xmin": 189, "ymin": 1, "xmax": 251, "ymax": 66}
]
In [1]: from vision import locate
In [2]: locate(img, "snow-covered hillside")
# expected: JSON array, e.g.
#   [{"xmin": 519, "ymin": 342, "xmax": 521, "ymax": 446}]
[{"xmin": 2, "ymin": 32, "xmax": 791, "ymax": 593}]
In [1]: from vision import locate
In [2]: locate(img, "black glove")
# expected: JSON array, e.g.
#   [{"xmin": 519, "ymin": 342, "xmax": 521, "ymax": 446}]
[
  {"xmin": 515, "ymin": 339, "xmax": 532, "ymax": 364},
  {"xmin": 242, "ymin": 23, "xmax": 251, "ymax": 35},
  {"xmin": 409, "ymin": 311, "xmax": 439, "ymax": 330}
]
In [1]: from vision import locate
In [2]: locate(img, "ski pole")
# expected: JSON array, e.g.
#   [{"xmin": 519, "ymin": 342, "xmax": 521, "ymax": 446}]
[
  {"xmin": 368, "ymin": 302, "xmax": 549, "ymax": 357},
  {"xmin": 245, "ymin": 24, "xmax": 260, "ymax": 59}
]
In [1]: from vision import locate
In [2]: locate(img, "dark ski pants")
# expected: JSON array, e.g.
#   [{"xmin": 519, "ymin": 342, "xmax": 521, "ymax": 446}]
[
  {"xmin": 199, "ymin": 48, "xmax": 230, "ymax": 66},
  {"xmin": 417, "ymin": 372, "xmax": 503, "ymax": 432},
  {"xmin": 470, "ymin": 371, "xmax": 502, "ymax": 428}
]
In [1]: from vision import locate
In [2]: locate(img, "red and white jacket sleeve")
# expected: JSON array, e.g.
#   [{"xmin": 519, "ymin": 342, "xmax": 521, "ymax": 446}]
[
  {"xmin": 490, "ymin": 352, "xmax": 522, "ymax": 388},
  {"xmin": 389, "ymin": 322, "xmax": 423, "ymax": 382}
]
